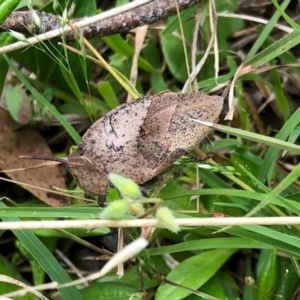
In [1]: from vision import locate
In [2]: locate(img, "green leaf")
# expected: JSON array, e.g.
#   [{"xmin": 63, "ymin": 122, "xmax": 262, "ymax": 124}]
[
  {"xmin": 187, "ymin": 274, "xmax": 226, "ymax": 300},
  {"xmin": 149, "ymin": 238, "xmax": 270, "ymax": 256},
  {"xmin": 240, "ymin": 163, "xmax": 300, "ymax": 218},
  {"xmin": 33, "ymin": 227, "xmax": 109, "ymax": 238},
  {"xmin": 228, "ymin": 226, "xmax": 300, "ymax": 259},
  {"xmin": 256, "ymin": 250, "xmax": 279, "ymax": 300},
  {"xmin": 261, "ymin": 27, "xmax": 290, "ymax": 120},
  {"xmin": 0, "ymin": 203, "xmax": 82, "ymax": 300},
  {"xmin": 16, "ymin": 239, "xmax": 46, "ymax": 286},
  {"xmin": 161, "ymin": 19, "xmax": 194, "ymax": 82},
  {"xmin": 219, "ymin": 271, "xmax": 240, "ymax": 299},
  {"xmin": 10, "ymin": 1, "xmax": 97, "ymax": 112},
  {"xmin": 0, "ymin": 206, "xmax": 103, "ymax": 219},
  {"xmin": 161, "ymin": 5, "xmax": 197, "ymax": 38},
  {"xmin": 247, "ymin": 0, "xmax": 291, "ymax": 59},
  {"xmin": 0, "ymin": 33, "xmax": 13, "ymax": 97},
  {"xmin": 160, "ymin": 181, "xmax": 197, "ymax": 211},
  {"xmin": 257, "ymin": 106, "xmax": 300, "ymax": 182},
  {"xmin": 6, "ymin": 85, "xmax": 32, "ymax": 124},
  {"xmin": 4, "ymin": 55, "xmax": 81, "ymax": 143},
  {"xmin": 73, "ymin": 0, "xmax": 97, "ymax": 17},
  {"xmin": 215, "ymin": 1, "xmax": 245, "ymax": 57},
  {"xmin": 0, "ymin": 254, "xmax": 32, "ymax": 298},
  {"xmin": 246, "ymin": 30, "xmax": 300, "ymax": 68},
  {"xmin": 0, "ymin": 0, "xmax": 19, "ymax": 25},
  {"xmin": 242, "ymin": 256, "xmax": 257, "ymax": 300},
  {"xmin": 197, "ymin": 120, "xmax": 300, "ymax": 154},
  {"xmin": 102, "ymin": 35, "xmax": 155, "ymax": 73},
  {"xmin": 98, "ymin": 81, "xmax": 119, "ymax": 109},
  {"xmin": 275, "ymin": 257, "xmax": 299, "ymax": 299},
  {"xmin": 271, "ymin": 0, "xmax": 300, "ymax": 32},
  {"xmin": 155, "ymin": 249, "xmax": 236, "ymax": 300},
  {"xmin": 81, "ymin": 282, "xmax": 141, "ymax": 300}
]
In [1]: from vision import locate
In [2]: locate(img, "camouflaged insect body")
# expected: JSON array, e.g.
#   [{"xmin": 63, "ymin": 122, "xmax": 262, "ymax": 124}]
[{"xmin": 67, "ymin": 91, "xmax": 224, "ymax": 197}]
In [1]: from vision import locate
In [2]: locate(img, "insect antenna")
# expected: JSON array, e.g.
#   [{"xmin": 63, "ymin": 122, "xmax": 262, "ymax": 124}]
[{"xmin": 20, "ymin": 155, "xmax": 67, "ymax": 164}]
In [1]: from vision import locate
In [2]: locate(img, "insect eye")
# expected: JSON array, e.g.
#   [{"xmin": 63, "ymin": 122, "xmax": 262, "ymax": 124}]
[{"xmin": 80, "ymin": 156, "xmax": 97, "ymax": 170}]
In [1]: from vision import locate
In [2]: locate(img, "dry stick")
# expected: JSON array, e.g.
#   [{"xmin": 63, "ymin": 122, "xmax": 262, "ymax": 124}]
[
  {"xmin": 55, "ymin": 249, "xmax": 88, "ymax": 288},
  {"xmin": 182, "ymin": 12, "xmax": 217, "ymax": 93},
  {"xmin": 56, "ymin": 229, "xmax": 114, "ymax": 257},
  {"xmin": 0, "ymin": 0, "xmax": 153, "ymax": 55},
  {"xmin": 210, "ymin": 0, "xmax": 219, "ymax": 80},
  {"xmin": 190, "ymin": 5, "xmax": 202, "ymax": 213},
  {"xmin": 1, "ymin": 217, "xmax": 300, "ymax": 230},
  {"xmin": 191, "ymin": 3, "xmax": 202, "ymax": 92},
  {"xmin": 117, "ymin": 228, "xmax": 124, "ymax": 278},
  {"xmin": 0, "ymin": 175, "xmax": 91, "ymax": 202},
  {"xmin": 0, "ymin": 275, "xmax": 52, "ymax": 300},
  {"xmin": 0, "ymin": 0, "xmax": 201, "ymax": 55},
  {"xmin": 126, "ymin": 25, "xmax": 148, "ymax": 102},
  {"xmin": 174, "ymin": 0, "xmax": 192, "ymax": 92}
]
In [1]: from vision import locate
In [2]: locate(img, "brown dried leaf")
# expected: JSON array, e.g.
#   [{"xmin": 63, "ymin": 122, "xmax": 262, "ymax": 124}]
[
  {"xmin": 127, "ymin": 25, "xmax": 148, "ymax": 103},
  {"xmin": 0, "ymin": 108, "xmax": 69, "ymax": 206}
]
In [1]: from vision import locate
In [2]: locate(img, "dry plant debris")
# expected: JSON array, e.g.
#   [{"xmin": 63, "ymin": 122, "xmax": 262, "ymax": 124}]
[{"xmin": 0, "ymin": 108, "xmax": 69, "ymax": 206}]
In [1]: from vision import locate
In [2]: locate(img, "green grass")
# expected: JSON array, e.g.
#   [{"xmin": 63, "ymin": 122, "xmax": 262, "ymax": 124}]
[{"xmin": 0, "ymin": 0, "xmax": 300, "ymax": 299}]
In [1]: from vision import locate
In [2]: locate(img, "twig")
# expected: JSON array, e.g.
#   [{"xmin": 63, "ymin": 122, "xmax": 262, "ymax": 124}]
[
  {"xmin": 0, "ymin": 0, "xmax": 201, "ymax": 55},
  {"xmin": 182, "ymin": 0, "xmax": 217, "ymax": 93},
  {"xmin": 191, "ymin": 4, "xmax": 202, "ymax": 91},
  {"xmin": 1, "ymin": 217, "xmax": 300, "ymax": 230},
  {"xmin": 0, "ymin": 275, "xmax": 55, "ymax": 300}
]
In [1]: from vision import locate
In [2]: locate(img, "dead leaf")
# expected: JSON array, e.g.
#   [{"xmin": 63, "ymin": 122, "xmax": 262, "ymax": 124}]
[
  {"xmin": 0, "ymin": 108, "xmax": 69, "ymax": 206},
  {"xmin": 127, "ymin": 25, "xmax": 148, "ymax": 103}
]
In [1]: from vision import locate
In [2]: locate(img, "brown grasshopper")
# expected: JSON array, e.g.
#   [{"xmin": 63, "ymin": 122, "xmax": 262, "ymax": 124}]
[{"xmin": 22, "ymin": 91, "xmax": 223, "ymax": 202}]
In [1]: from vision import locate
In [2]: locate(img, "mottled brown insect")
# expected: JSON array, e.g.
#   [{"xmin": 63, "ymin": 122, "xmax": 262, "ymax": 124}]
[{"xmin": 22, "ymin": 91, "xmax": 223, "ymax": 200}]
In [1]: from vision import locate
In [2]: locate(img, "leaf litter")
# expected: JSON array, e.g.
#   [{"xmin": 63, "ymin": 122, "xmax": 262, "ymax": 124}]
[{"xmin": 0, "ymin": 108, "xmax": 69, "ymax": 206}]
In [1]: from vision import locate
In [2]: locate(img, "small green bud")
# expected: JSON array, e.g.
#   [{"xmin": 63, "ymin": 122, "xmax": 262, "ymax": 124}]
[
  {"xmin": 68, "ymin": 2, "xmax": 76, "ymax": 18},
  {"xmin": 31, "ymin": 9, "xmax": 42, "ymax": 29},
  {"xmin": 156, "ymin": 207, "xmax": 180, "ymax": 233},
  {"xmin": 99, "ymin": 200, "xmax": 129, "ymax": 220},
  {"xmin": 245, "ymin": 276, "xmax": 255, "ymax": 286},
  {"xmin": 61, "ymin": 8, "xmax": 68, "ymax": 26},
  {"xmin": 128, "ymin": 202, "xmax": 145, "ymax": 217},
  {"xmin": 9, "ymin": 30, "xmax": 28, "ymax": 43},
  {"xmin": 108, "ymin": 173, "xmax": 141, "ymax": 199}
]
